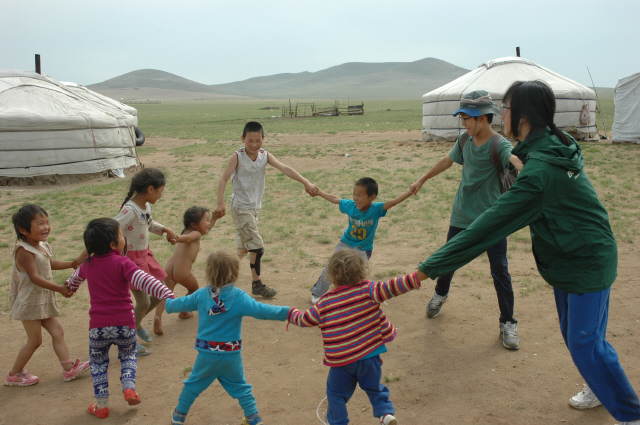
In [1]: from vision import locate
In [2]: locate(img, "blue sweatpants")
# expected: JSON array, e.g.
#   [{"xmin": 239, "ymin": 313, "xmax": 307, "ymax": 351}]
[
  {"xmin": 326, "ymin": 355, "xmax": 394, "ymax": 425},
  {"xmin": 88, "ymin": 326, "xmax": 137, "ymax": 398},
  {"xmin": 177, "ymin": 351, "xmax": 258, "ymax": 417},
  {"xmin": 554, "ymin": 286, "xmax": 640, "ymax": 422}
]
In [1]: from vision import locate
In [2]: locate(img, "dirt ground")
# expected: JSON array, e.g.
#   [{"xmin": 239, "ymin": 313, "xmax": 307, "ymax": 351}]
[{"xmin": 1, "ymin": 131, "xmax": 639, "ymax": 425}]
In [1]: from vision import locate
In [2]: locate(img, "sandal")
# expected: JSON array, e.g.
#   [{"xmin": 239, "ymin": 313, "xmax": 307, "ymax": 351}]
[
  {"xmin": 136, "ymin": 344, "xmax": 151, "ymax": 356},
  {"xmin": 137, "ymin": 327, "xmax": 152, "ymax": 342}
]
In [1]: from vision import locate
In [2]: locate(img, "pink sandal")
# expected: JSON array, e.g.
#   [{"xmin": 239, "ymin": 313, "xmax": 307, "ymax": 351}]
[{"xmin": 62, "ymin": 359, "xmax": 90, "ymax": 381}]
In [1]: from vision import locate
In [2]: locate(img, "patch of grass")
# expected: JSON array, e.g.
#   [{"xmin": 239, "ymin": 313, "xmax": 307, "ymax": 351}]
[{"xmin": 182, "ymin": 366, "xmax": 192, "ymax": 376}]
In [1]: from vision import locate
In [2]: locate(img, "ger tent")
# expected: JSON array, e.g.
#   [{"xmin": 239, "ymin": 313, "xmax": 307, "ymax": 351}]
[
  {"xmin": 421, "ymin": 57, "xmax": 598, "ymax": 142},
  {"xmin": 611, "ymin": 72, "xmax": 640, "ymax": 144},
  {"xmin": 0, "ymin": 69, "xmax": 139, "ymax": 181}
]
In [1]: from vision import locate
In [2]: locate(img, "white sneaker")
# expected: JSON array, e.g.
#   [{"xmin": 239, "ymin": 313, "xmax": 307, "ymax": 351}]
[
  {"xmin": 499, "ymin": 321, "xmax": 521, "ymax": 350},
  {"xmin": 569, "ymin": 384, "xmax": 601, "ymax": 409},
  {"xmin": 380, "ymin": 414, "xmax": 397, "ymax": 425},
  {"xmin": 618, "ymin": 420, "xmax": 640, "ymax": 425},
  {"xmin": 311, "ymin": 294, "xmax": 320, "ymax": 304}
]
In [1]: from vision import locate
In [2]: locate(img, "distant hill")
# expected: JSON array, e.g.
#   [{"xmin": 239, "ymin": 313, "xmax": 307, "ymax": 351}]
[
  {"xmin": 88, "ymin": 69, "xmax": 217, "ymax": 93},
  {"xmin": 88, "ymin": 58, "xmax": 470, "ymax": 100}
]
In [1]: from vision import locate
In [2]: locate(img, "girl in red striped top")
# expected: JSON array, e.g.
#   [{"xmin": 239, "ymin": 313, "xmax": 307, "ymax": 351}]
[{"xmin": 287, "ymin": 249, "xmax": 423, "ymax": 425}]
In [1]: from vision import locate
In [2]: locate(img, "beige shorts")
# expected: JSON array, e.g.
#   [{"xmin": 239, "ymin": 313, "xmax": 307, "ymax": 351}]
[{"xmin": 231, "ymin": 206, "xmax": 264, "ymax": 251}]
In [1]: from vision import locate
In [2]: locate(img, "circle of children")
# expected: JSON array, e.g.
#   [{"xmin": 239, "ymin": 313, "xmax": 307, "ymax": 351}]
[{"xmin": 6, "ymin": 81, "xmax": 640, "ymax": 425}]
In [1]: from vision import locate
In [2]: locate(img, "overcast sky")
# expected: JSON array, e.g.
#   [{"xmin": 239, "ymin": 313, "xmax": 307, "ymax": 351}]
[{"xmin": 2, "ymin": 0, "xmax": 637, "ymax": 90}]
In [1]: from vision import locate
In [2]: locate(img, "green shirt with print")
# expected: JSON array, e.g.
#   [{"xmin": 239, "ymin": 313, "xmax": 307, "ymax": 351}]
[{"xmin": 448, "ymin": 134, "xmax": 514, "ymax": 228}]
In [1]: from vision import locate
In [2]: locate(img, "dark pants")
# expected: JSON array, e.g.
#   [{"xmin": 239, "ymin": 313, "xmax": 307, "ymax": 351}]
[
  {"xmin": 434, "ymin": 225, "xmax": 516, "ymax": 323},
  {"xmin": 326, "ymin": 355, "xmax": 394, "ymax": 425}
]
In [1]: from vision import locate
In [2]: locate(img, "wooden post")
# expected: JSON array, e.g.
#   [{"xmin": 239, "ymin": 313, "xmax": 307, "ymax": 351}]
[
  {"xmin": 35, "ymin": 54, "xmax": 41, "ymax": 74},
  {"xmin": 516, "ymin": 47, "xmax": 520, "ymax": 57}
]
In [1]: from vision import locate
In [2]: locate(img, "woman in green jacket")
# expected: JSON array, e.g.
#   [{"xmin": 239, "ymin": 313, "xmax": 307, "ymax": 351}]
[{"xmin": 416, "ymin": 80, "xmax": 640, "ymax": 424}]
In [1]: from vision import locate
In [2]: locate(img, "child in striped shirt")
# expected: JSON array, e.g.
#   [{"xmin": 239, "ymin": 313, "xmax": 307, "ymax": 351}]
[
  {"xmin": 288, "ymin": 249, "xmax": 423, "ymax": 425},
  {"xmin": 65, "ymin": 218, "xmax": 175, "ymax": 419}
]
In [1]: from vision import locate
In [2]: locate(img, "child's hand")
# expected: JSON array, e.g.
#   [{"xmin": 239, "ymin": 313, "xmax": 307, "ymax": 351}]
[
  {"xmin": 214, "ymin": 205, "xmax": 226, "ymax": 219},
  {"xmin": 409, "ymin": 180, "xmax": 424, "ymax": 195},
  {"xmin": 305, "ymin": 183, "xmax": 319, "ymax": 197},
  {"xmin": 165, "ymin": 228, "xmax": 178, "ymax": 244},
  {"xmin": 59, "ymin": 284, "xmax": 71, "ymax": 297}
]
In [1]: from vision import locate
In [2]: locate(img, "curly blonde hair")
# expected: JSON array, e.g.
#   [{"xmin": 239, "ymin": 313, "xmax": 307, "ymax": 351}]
[
  {"xmin": 326, "ymin": 249, "xmax": 369, "ymax": 287},
  {"xmin": 205, "ymin": 250, "xmax": 240, "ymax": 288}
]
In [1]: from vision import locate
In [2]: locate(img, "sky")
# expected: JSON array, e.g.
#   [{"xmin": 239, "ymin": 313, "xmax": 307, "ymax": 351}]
[{"xmin": 2, "ymin": 0, "xmax": 638, "ymax": 89}]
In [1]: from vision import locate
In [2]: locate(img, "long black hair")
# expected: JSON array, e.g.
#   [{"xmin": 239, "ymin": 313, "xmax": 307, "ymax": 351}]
[
  {"xmin": 503, "ymin": 80, "xmax": 572, "ymax": 146},
  {"xmin": 182, "ymin": 206, "xmax": 210, "ymax": 234},
  {"xmin": 121, "ymin": 168, "xmax": 167, "ymax": 208}
]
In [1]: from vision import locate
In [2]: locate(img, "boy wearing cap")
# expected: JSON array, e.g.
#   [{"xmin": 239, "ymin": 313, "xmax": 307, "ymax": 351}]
[{"xmin": 410, "ymin": 90, "xmax": 524, "ymax": 350}]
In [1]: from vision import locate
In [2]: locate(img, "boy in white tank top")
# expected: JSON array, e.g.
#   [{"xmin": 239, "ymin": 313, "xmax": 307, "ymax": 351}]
[{"xmin": 214, "ymin": 122, "xmax": 319, "ymax": 297}]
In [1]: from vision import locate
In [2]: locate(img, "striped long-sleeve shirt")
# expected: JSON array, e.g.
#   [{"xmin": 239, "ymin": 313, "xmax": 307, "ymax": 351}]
[
  {"xmin": 288, "ymin": 273, "xmax": 420, "ymax": 367},
  {"xmin": 66, "ymin": 250, "xmax": 174, "ymax": 329}
]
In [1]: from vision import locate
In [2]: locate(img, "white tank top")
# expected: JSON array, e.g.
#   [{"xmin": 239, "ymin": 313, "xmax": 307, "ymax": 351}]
[{"xmin": 231, "ymin": 148, "xmax": 268, "ymax": 209}]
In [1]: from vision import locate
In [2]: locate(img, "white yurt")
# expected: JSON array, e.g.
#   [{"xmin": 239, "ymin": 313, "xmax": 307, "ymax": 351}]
[
  {"xmin": 0, "ymin": 69, "xmax": 139, "ymax": 182},
  {"xmin": 611, "ymin": 72, "xmax": 640, "ymax": 144},
  {"xmin": 422, "ymin": 57, "xmax": 599, "ymax": 142}
]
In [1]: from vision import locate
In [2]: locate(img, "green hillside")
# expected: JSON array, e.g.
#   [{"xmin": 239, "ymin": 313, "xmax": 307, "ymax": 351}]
[{"xmin": 88, "ymin": 69, "xmax": 217, "ymax": 93}]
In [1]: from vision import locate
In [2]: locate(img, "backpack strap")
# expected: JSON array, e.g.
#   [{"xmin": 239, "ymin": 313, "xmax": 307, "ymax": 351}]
[
  {"xmin": 458, "ymin": 132, "xmax": 470, "ymax": 164},
  {"xmin": 489, "ymin": 133, "xmax": 505, "ymax": 172}
]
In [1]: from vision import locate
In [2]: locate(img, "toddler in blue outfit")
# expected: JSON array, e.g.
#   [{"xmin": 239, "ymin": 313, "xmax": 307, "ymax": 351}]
[{"xmin": 166, "ymin": 250, "xmax": 290, "ymax": 425}]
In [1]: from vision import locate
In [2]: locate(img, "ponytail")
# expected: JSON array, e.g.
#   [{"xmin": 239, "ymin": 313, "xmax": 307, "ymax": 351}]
[
  {"xmin": 548, "ymin": 122, "xmax": 572, "ymax": 147},
  {"xmin": 120, "ymin": 168, "xmax": 167, "ymax": 209}
]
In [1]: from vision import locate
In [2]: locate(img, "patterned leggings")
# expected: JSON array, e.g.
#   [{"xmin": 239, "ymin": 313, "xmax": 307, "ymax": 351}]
[{"xmin": 89, "ymin": 326, "xmax": 138, "ymax": 398}]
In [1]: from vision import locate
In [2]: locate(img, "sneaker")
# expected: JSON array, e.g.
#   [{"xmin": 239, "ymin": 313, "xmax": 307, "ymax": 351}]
[
  {"xmin": 311, "ymin": 294, "xmax": 320, "ymax": 304},
  {"xmin": 618, "ymin": 421, "xmax": 640, "ymax": 425},
  {"xmin": 171, "ymin": 406, "xmax": 188, "ymax": 425},
  {"xmin": 242, "ymin": 413, "xmax": 264, "ymax": 425},
  {"xmin": 124, "ymin": 388, "xmax": 142, "ymax": 405},
  {"xmin": 87, "ymin": 403, "xmax": 109, "ymax": 419},
  {"xmin": 5, "ymin": 369, "xmax": 39, "ymax": 387},
  {"xmin": 380, "ymin": 414, "xmax": 398, "ymax": 425},
  {"xmin": 62, "ymin": 359, "xmax": 90, "ymax": 381},
  {"xmin": 569, "ymin": 384, "xmax": 601, "ymax": 409},
  {"xmin": 426, "ymin": 291, "xmax": 448, "ymax": 318},
  {"xmin": 252, "ymin": 281, "xmax": 277, "ymax": 298},
  {"xmin": 499, "ymin": 321, "xmax": 520, "ymax": 350}
]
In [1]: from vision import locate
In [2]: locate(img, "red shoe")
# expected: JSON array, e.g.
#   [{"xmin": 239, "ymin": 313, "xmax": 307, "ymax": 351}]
[
  {"xmin": 124, "ymin": 388, "xmax": 141, "ymax": 405},
  {"xmin": 87, "ymin": 403, "xmax": 109, "ymax": 419}
]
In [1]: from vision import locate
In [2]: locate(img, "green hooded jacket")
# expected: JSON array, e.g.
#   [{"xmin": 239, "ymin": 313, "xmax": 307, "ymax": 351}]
[{"xmin": 418, "ymin": 129, "xmax": 617, "ymax": 293}]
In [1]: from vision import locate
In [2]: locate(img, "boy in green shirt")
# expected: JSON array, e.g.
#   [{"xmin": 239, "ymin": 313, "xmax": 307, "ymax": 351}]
[{"xmin": 410, "ymin": 90, "xmax": 523, "ymax": 350}]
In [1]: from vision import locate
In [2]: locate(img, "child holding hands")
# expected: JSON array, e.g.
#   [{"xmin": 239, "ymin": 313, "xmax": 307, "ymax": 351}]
[
  {"xmin": 154, "ymin": 206, "xmax": 215, "ymax": 335},
  {"xmin": 310, "ymin": 177, "xmax": 412, "ymax": 303},
  {"xmin": 74, "ymin": 168, "xmax": 177, "ymax": 355},
  {"xmin": 65, "ymin": 218, "xmax": 175, "ymax": 418},
  {"xmin": 6, "ymin": 204, "xmax": 89, "ymax": 387},
  {"xmin": 166, "ymin": 250, "xmax": 290, "ymax": 425},
  {"xmin": 288, "ymin": 249, "xmax": 423, "ymax": 425}
]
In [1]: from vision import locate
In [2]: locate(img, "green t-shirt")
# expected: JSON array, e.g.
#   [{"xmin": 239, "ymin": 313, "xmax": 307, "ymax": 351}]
[{"xmin": 448, "ymin": 134, "xmax": 513, "ymax": 228}]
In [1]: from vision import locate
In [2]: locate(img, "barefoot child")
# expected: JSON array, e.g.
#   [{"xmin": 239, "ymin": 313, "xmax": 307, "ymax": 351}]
[
  {"xmin": 167, "ymin": 250, "xmax": 290, "ymax": 425},
  {"xmin": 310, "ymin": 177, "xmax": 412, "ymax": 303},
  {"xmin": 288, "ymin": 249, "xmax": 423, "ymax": 425},
  {"xmin": 154, "ymin": 206, "xmax": 215, "ymax": 335},
  {"xmin": 74, "ymin": 168, "xmax": 178, "ymax": 356},
  {"xmin": 65, "ymin": 218, "xmax": 175, "ymax": 419},
  {"xmin": 214, "ymin": 121, "xmax": 318, "ymax": 298},
  {"xmin": 6, "ymin": 204, "xmax": 89, "ymax": 387}
]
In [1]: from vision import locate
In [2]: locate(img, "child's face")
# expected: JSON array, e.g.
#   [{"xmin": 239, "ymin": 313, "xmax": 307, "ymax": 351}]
[
  {"xmin": 352, "ymin": 184, "xmax": 376, "ymax": 212},
  {"xmin": 196, "ymin": 212, "xmax": 213, "ymax": 235},
  {"xmin": 110, "ymin": 227, "xmax": 127, "ymax": 255},
  {"xmin": 242, "ymin": 131, "xmax": 264, "ymax": 156},
  {"xmin": 146, "ymin": 185, "xmax": 165, "ymax": 204},
  {"xmin": 20, "ymin": 213, "xmax": 51, "ymax": 243}
]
